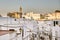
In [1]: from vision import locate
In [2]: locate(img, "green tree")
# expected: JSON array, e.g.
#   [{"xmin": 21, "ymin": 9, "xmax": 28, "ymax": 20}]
[{"xmin": 40, "ymin": 14, "xmax": 45, "ymax": 19}]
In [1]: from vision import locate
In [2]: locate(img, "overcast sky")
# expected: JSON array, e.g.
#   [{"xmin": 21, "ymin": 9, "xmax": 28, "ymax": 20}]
[{"xmin": 0, "ymin": 0, "xmax": 60, "ymax": 16}]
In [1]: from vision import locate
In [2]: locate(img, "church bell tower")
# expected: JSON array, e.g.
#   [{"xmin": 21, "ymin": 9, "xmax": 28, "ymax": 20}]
[{"xmin": 20, "ymin": 6, "xmax": 22, "ymax": 18}]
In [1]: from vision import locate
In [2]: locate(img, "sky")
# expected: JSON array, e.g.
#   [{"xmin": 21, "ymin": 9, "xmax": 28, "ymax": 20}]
[{"xmin": 0, "ymin": 0, "xmax": 60, "ymax": 17}]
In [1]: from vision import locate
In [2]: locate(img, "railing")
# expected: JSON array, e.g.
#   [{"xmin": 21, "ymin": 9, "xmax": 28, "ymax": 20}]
[{"xmin": 23, "ymin": 34, "xmax": 32, "ymax": 40}]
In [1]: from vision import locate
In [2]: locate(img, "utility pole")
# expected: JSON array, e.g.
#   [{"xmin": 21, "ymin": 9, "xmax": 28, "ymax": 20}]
[
  {"xmin": 16, "ymin": 0, "xmax": 24, "ymax": 40},
  {"xmin": 20, "ymin": 0, "xmax": 23, "ymax": 39},
  {"xmin": 37, "ymin": 27, "xmax": 40, "ymax": 40}
]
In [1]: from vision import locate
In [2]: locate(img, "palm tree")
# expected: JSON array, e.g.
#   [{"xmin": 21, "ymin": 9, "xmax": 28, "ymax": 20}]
[
  {"xmin": 7, "ymin": 12, "xmax": 17, "ymax": 21},
  {"xmin": 40, "ymin": 14, "xmax": 45, "ymax": 19},
  {"xmin": 7, "ymin": 12, "xmax": 15, "ymax": 18},
  {"xmin": 7, "ymin": 12, "xmax": 12, "ymax": 17},
  {"xmin": 55, "ymin": 10, "xmax": 60, "ymax": 13}
]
